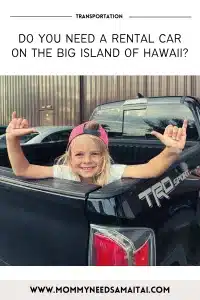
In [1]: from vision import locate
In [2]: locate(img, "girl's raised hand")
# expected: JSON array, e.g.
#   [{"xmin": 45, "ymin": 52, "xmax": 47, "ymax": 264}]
[
  {"xmin": 6, "ymin": 112, "xmax": 37, "ymax": 138},
  {"xmin": 151, "ymin": 120, "xmax": 187, "ymax": 150}
]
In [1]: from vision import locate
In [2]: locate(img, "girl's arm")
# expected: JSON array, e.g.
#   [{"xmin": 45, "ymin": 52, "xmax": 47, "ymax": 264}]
[
  {"xmin": 122, "ymin": 120, "xmax": 187, "ymax": 179},
  {"xmin": 6, "ymin": 112, "xmax": 53, "ymax": 179}
]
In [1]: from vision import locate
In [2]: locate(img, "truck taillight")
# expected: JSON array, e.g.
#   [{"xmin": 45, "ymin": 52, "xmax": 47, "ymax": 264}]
[
  {"xmin": 134, "ymin": 240, "xmax": 149, "ymax": 266},
  {"xmin": 88, "ymin": 225, "xmax": 156, "ymax": 266},
  {"xmin": 93, "ymin": 234, "xmax": 128, "ymax": 266}
]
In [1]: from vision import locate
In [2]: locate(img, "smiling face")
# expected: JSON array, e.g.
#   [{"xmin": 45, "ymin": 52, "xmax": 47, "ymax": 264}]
[{"xmin": 69, "ymin": 134, "xmax": 105, "ymax": 183}]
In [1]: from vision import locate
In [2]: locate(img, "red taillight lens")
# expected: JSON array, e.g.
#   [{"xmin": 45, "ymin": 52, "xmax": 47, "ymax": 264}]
[
  {"xmin": 89, "ymin": 225, "xmax": 156, "ymax": 266},
  {"xmin": 94, "ymin": 233, "xmax": 128, "ymax": 266},
  {"xmin": 133, "ymin": 240, "xmax": 149, "ymax": 266}
]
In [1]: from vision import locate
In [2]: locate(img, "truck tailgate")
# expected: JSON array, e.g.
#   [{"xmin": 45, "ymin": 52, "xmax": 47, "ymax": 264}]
[{"xmin": 0, "ymin": 167, "xmax": 100, "ymax": 266}]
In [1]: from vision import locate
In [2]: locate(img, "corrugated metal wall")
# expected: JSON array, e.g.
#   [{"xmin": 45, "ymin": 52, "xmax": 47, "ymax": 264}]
[
  {"xmin": 83, "ymin": 76, "xmax": 200, "ymax": 120},
  {"xmin": 5, "ymin": 76, "xmax": 39, "ymax": 126},
  {"xmin": 0, "ymin": 76, "xmax": 80, "ymax": 126},
  {"xmin": 38, "ymin": 76, "xmax": 80, "ymax": 126},
  {"xmin": 1, "ymin": 76, "xmax": 200, "ymax": 126}
]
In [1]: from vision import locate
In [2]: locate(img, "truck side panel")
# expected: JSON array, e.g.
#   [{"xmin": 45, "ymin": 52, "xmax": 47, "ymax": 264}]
[{"xmin": 0, "ymin": 175, "xmax": 92, "ymax": 266}]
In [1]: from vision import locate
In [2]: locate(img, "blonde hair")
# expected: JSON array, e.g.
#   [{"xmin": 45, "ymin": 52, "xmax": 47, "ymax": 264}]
[{"xmin": 55, "ymin": 121, "xmax": 112, "ymax": 186}]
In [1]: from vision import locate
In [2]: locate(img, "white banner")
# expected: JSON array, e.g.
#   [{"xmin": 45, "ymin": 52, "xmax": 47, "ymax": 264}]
[
  {"xmin": 0, "ymin": 0, "xmax": 199, "ymax": 74},
  {"xmin": 0, "ymin": 280, "xmax": 199, "ymax": 299}
]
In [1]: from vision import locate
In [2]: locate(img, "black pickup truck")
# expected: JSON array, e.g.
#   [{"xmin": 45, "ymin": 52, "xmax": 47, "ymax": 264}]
[
  {"xmin": 0, "ymin": 126, "xmax": 6, "ymax": 135},
  {"xmin": 0, "ymin": 96, "xmax": 200, "ymax": 266}
]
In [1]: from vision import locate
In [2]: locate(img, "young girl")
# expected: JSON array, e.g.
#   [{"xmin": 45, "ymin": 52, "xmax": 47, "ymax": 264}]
[{"xmin": 6, "ymin": 112, "xmax": 187, "ymax": 186}]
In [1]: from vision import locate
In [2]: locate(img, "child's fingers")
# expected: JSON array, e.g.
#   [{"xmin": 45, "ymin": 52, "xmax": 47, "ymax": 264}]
[
  {"xmin": 14, "ymin": 128, "xmax": 37, "ymax": 136},
  {"xmin": 172, "ymin": 126, "xmax": 178, "ymax": 139},
  {"xmin": 182, "ymin": 119, "xmax": 188, "ymax": 130},
  {"xmin": 16, "ymin": 118, "xmax": 22, "ymax": 129},
  {"xmin": 151, "ymin": 130, "xmax": 164, "ymax": 142},
  {"xmin": 181, "ymin": 120, "xmax": 188, "ymax": 136},
  {"xmin": 164, "ymin": 125, "xmax": 171, "ymax": 135},
  {"xmin": 10, "ymin": 118, "xmax": 18, "ymax": 129},
  {"xmin": 21, "ymin": 119, "xmax": 29, "ymax": 129},
  {"xmin": 23, "ymin": 128, "xmax": 37, "ymax": 134},
  {"xmin": 166, "ymin": 125, "xmax": 173, "ymax": 137},
  {"xmin": 164, "ymin": 125, "xmax": 169, "ymax": 135},
  {"xmin": 12, "ymin": 111, "xmax": 17, "ymax": 120},
  {"xmin": 176, "ymin": 128, "xmax": 183, "ymax": 140},
  {"xmin": 31, "ymin": 127, "xmax": 37, "ymax": 132}
]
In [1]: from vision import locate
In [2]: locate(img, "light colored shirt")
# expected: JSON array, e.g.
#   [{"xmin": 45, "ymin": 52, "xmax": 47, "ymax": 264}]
[{"xmin": 53, "ymin": 164, "xmax": 126, "ymax": 184}]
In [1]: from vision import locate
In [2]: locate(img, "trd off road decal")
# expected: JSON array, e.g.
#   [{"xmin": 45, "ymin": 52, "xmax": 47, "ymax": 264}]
[{"xmin": 138, "ymin": 170, "xmax": 190, "ymax": 207}]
